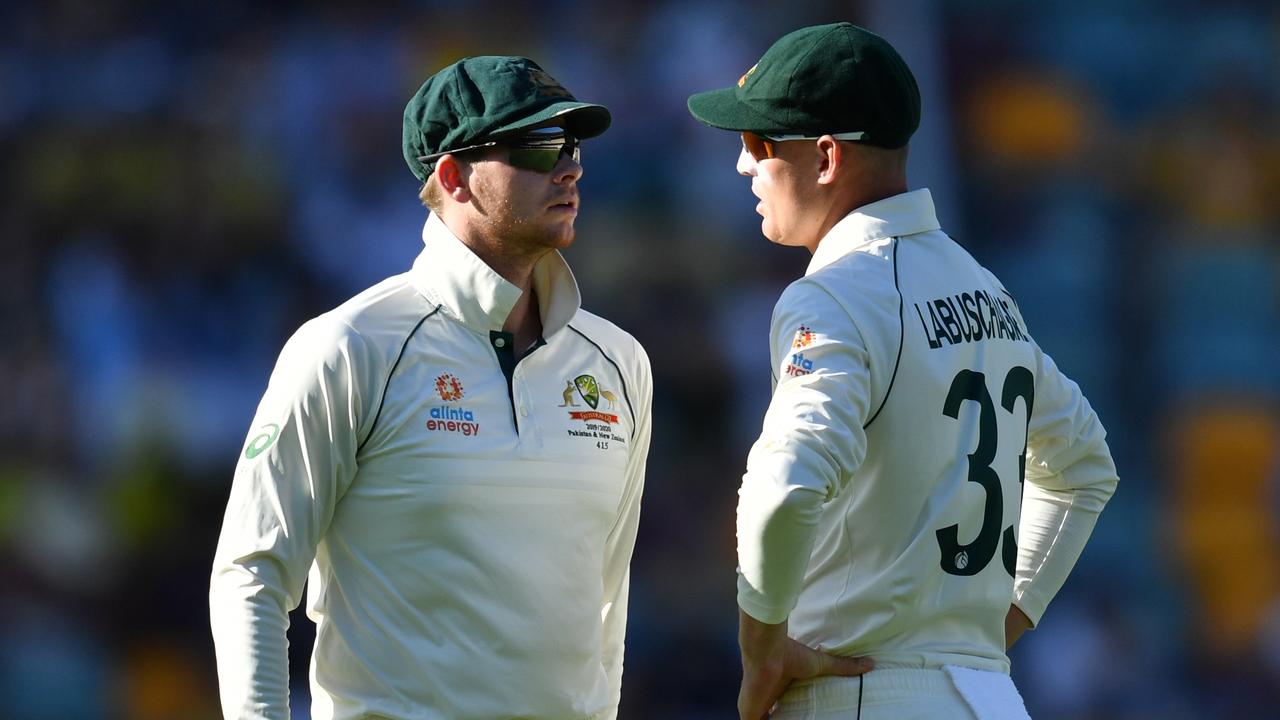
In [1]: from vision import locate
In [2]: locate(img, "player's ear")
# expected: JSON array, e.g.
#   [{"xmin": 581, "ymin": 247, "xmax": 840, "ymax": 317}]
[
  {"xmin": 434, "ymin": 155, "xmax": 472, "ymax": 202},
  {"xmin": 815, "ymin": 135, "xmax": 842, "ymax": 186}
]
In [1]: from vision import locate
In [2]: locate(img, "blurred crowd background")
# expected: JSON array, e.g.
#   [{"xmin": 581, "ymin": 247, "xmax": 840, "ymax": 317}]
[{"xmin": 3, "ymin": 0, "xmax": 1279, "ymax": 718}]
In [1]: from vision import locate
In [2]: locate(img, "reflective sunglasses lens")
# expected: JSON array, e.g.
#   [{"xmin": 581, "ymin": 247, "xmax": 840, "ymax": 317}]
[
  {"xmin": 508, "ymin": 147, "xmax": 562, "ymax": 172},
  {"xmin": 741, "ymin": 131, "xmax": 774, "ymax": 161},
  {"xmin": 507, "ymin": 135, "xmax": 579, "ymax": 173}
]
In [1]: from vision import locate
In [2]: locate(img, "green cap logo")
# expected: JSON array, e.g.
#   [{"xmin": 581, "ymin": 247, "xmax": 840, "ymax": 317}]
[
  {"xmin": 574, "ymin": 374, "xmax": 600, "ymax": 409},
  {"xmin": 525, "ymin": 67, "xmax": 572, "ymax": 98},
  {"xmin": 244, "ymin": 423, "xmax": 281, "ymax": 459}
]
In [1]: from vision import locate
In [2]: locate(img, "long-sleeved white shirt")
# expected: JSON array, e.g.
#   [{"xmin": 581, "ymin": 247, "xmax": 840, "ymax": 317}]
[
  {"xmin": 210, "ymin": 214, "xmax": 652, "ymax": 719},
  {"xmin": 737, "ymin": 189, "xmax": 1118, "ymax": 672}
]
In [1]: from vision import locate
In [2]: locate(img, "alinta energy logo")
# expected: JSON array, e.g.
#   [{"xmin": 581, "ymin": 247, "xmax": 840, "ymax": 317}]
[
  {"xmin": 435, "ymin": 373, "xmax": 464, "ymax": 402},
  {"xmin": 428, "ymin": 373, "xmax": 480, "ymax": 437},
  {"xmin": 785, "ymin": 352, "xmax": 814, "ymax": 377},
  {"xmin": 785, "ymin": 326, "xmax": 819, "ymax": 377},
  {"xmin": 792, "ymin": 325, "xmax": 816, "ymax": 349}
]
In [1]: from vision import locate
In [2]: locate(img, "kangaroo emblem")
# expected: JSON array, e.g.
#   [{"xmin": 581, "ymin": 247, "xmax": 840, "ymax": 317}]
[
  {"xmin": 600, "ymin": 389, "xmax": 618, "ymax": 410},
  {"xmin": 559, "ymin": 380, "xmax": 578, "ymax": 407}
]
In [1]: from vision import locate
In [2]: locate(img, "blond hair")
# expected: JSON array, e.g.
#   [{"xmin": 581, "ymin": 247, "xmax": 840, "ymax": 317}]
[{"xmin": 419, "ymin": 174, "xmax": 444, "ymax": 215}]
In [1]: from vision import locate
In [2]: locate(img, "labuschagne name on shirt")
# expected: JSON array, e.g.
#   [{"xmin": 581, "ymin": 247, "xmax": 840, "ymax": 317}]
[{"xmin": 913, "ymin": 289, "xmax": 1029, "ymax": 349}]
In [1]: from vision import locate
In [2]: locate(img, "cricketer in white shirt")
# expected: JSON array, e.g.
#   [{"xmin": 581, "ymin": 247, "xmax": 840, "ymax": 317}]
[
  {"xmin": 210, "ymin": 213, "xmax": 652, "ymax": 720},
  {"xmin": 737, "ymin": 189, "xmax": 1118, "ymax": 670}
]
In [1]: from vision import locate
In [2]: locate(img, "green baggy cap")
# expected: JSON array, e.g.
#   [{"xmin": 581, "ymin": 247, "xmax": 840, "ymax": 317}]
[
  {"xmin": 687, "ymin": 23, "xmax": 920, "ymax": 149},
  {"xmin": 403, "ymin": 56, "xmax": 611, "ymax": 182}
]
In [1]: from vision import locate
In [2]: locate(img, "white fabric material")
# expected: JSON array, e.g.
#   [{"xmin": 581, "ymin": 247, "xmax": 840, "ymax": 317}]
[
  {"xmin": 945, "ymin": 665, "xmax": 1032, "ymax": 720},
  {"xmin": 210, "ymin": 215, "xmax": 652, "ymax": 719},
  {"xmin": 737, "ymin": 189, "xmax": 1118, "ymax": 672},
  {"xmin": 772, "ymin": 668, "xmax": 979, "ymax": 720}
]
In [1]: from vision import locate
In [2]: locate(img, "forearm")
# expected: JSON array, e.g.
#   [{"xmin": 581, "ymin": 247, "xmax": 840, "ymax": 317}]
[
  {"xmin": 1004, "ymin": 604, "xmax": 1033, "ymax": 649},
  {"xmin": 599, "ymin": 573, "xmax": 629, "ymax": 712},
  {"xmin": 600, "ymin": 358, "xmax": 649, "ymax": 712},
  {"xmin": 737, "ymin": 476, "xmax": 826, "ymax": 623},
  {"xmin": 210, "ymin": 568, "xmax": 294, "ymax": 719},
  {"xmin": 738, "ymin": 608, "xmax": 791, "ymax": 664},
  {"xmin": 1018, "ymin": 363, "xmax": 1118, "ymax": 625},
  {"xmin": 1013, "ymin": 475, "xmax": 1112, "ymax": 624}
]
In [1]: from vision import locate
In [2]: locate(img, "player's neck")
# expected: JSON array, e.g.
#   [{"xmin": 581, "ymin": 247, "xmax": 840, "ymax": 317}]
[
  {"xmin": 814, "ymin": 180, "xmax": 909, "ymax": 247},
  {"xmin": 448, "ymin": 217, "xmax": 547, "ymax": 351},
  {"xmin": 481, "ymin": 250, "xmax": 544, "ymax": 350},
  {"xmin": 503, "ymin": 285, "xmax": 543, "ymax": 352}
]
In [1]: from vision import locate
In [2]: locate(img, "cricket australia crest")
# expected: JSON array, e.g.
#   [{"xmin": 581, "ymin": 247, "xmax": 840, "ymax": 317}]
[
  {"xmin": 574, "ymin": 374, "xmax": 600, "ymax": 408},
  {"xmin": 560, "ymin": 372, "xmax": 626, "ymax": 448},
  {"xmin": 559, "ymin": 373, "xmax": 622, "ymax": 427}
]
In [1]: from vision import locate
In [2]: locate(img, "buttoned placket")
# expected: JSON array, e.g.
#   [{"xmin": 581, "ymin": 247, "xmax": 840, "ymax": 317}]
[
  {"xmin": 511, "ymin": 358, "xmax": 541, "ymax": 450},
  {"xmin": 489, "ymin": 329, "xmax": 547, "ymax": 436}
]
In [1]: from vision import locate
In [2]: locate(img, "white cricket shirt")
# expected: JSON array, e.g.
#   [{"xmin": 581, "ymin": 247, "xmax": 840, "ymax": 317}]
[
  {"xmin": 210, "ymin": 214, "xmax": 652, "ymax": 719},
  {"xmin": 737, "ymin": 189, "xmax": 1118, "ymax": 672}
]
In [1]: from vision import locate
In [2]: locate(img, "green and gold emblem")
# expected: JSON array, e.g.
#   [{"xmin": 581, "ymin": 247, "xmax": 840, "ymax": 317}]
[{"xmin": 574, "ymin": 374, "xmax": 600, "ymax": 409}]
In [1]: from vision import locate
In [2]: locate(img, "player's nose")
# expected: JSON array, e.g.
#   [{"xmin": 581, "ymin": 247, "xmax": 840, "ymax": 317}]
[{"xmin": 553, "ymin": 152, "xmax": 583, "ymax": 184}]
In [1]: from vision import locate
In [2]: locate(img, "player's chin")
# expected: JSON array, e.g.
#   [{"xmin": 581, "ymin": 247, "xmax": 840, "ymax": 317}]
[
  {"xmin": 541, "ymin": 221, "xmax": 576, "ymax": 248},
  {"xmin": 760, "ymin": 219, "xmax": 782, "ymax": 244}
]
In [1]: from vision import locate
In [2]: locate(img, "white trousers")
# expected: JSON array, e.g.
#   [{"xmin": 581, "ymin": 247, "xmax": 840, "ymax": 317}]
[{"xmin": 770, "ymin": 667, "xmax": 1031, "ymax": 720}]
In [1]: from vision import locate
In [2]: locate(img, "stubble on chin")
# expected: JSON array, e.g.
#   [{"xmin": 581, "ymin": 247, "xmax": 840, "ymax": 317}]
[
  {"xmin": 488, "ymin": 204, "xmax": 575, "ymax": 256},
  {"xmin": 472, "ymin": 173, "xmax": 576, "ymax": 252}
]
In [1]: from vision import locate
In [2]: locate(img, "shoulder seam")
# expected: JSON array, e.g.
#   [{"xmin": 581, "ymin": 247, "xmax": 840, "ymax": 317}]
[
  {"xmin": 567, "ymin": 324, "xmax": 636, "ymax": 428},
  {"xmin": 864, "ymin": 237, "xmax": 903, "ymax": 429},
  {"xmin": 357, "ymin": 305, "xmax": 442, "ymax": 454}
]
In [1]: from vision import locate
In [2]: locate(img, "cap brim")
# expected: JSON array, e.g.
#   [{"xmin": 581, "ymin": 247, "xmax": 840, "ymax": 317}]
[
  {"xmin": 687, "ymin": 87, "xmax": 780, "ymax": 133},
  {"xmin": 490, "ymin": 101, "xmax": 612, "ymax": 140}
]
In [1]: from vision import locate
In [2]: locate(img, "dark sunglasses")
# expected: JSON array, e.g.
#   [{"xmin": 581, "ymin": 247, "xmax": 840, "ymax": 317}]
[
  {"xmin": 740, "ymin": 130, "xmax": 869, "ymax": 162},
  {"xmin": 419, "ymin": 132, "xmax": 581, "ymax": 174}
]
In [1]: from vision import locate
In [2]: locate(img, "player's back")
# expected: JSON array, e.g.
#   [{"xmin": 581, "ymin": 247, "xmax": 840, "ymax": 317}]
[{"xmin": 790, "ymin": 226, "xmax": 1038, "ymax": 672}]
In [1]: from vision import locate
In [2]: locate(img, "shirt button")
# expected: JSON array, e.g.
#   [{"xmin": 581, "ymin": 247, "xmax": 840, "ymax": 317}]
[
  {"xmin": 494, "ymin": 337, "xmax": 507, "ymax": 348},
  {"xmin": 519, "ymin": 406, "xmax": 529, "ymax": 417}
]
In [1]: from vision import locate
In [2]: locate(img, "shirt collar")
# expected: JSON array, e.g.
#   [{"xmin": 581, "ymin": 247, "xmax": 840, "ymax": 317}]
[
  {"xmin": 410, "ymin": 213, "xmax": 582, "ymax": 336},
  {"xmin": 806, "ymin": 188, "xmax": 941, "ymax": 276}
]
